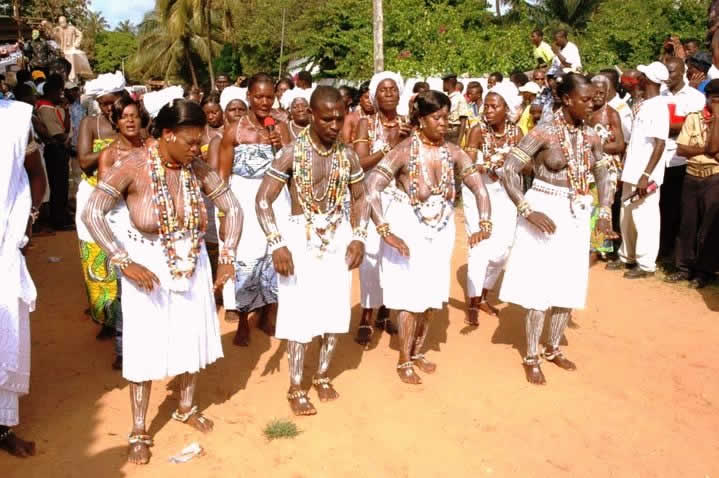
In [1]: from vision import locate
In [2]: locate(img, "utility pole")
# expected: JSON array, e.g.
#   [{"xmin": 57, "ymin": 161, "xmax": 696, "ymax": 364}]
[
  {"xmin": 372, "ymin": 0, "xmax": 384, "ymax": 72},
  {"xmin": 278, "ymin": 7, "xmax": 286, "ymax": 79}
]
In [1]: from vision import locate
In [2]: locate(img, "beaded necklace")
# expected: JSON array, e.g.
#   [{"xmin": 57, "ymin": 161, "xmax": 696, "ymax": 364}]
[
  {"xmin": 359, "ymin": 110, "xmax": 377, "ymax": 142},
  {"xmin": 148, "ymin": 145, "xmax": 203, "ymax": 278},
  {"xmin": 407, "ymin": 132, "xmax": 454, "ymax": 232},
  {"xmin": 477, "ymin": 119, "xmax": 521, "ymax": 169},
  {"xmin": 293, "ymin": 129, "xmax": 351, "ymax": 254},
  {"xmin": 551, "ymin": 111, "xmax": 592, "ymax": 197}
]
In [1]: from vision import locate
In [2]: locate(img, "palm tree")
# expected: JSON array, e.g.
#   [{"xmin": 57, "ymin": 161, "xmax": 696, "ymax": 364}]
[
  {"xmin": 115, "ymin": 20, "xmax": 135, "ymax": 34},
  {"xmin": 528, "ymin": 0, "xmax": 604, "ymax": 29},
  {"xmin": 84, "ymin": 10, "xmax": 110, "ymax": 35}
]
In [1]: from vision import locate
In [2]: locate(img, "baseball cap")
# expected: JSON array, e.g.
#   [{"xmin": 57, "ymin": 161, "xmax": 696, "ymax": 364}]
[
  {"xmin": 518, "ymin": 81, "xmax": 542, "ymax": 95},
  {"xmin": 637, "ymin": 62, "xmax": 669, "ymax": 84}
]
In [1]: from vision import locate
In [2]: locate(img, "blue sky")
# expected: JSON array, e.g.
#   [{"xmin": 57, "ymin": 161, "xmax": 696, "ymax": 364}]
[{"xmin": 90, "ymin": 0, "xmax": 155, "ymax": 27}]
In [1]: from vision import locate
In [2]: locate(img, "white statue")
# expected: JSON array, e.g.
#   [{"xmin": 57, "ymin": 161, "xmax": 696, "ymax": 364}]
[{"xmin": 53, "ymin": 16, "xmax": 92, "ymax": 81}]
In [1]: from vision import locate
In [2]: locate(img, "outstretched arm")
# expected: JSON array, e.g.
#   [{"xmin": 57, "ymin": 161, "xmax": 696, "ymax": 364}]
[
  {"xmin": 590, "ymin": 134, "xmax": 613, "ymax": 234},
  {"xmin": 256, "ymin": 146, "xmax": 295, "ymax": 276}
]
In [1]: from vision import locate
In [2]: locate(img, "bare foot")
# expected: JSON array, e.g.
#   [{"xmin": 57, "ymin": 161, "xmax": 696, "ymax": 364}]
[
  {"xmin": 465, "ymin": 308, "xmax": 479, "ymax": 326},
  {"xmin": 313, "ymin": 376, "xmax": 340, "ymax": 402},
  {"xmin": 173, "ymin": 406, "xmax": 214, "ymax": 433},
  {"xmin": 413, "ymin": 355, "xmax": 436, "ymax": 374},
  {"xmin": 478, "ymin": 301, "xmax": 500, "ymax": 316},
  {"xmin": 0, "ymin": 431, "xmax": 36, "ymax": 458},
  {"xmin": 523, "ymin": 361, "xmax": 547, "ymax": 385},
  {"xmin": 127, "ymin": 435, "xmax": 152, "ymax": 465},
  {"xmin": 287, "ymin": 388, "xmax": 317, "ymax": 416},
  {"xmin": 232, "ymin": 312, "xmax": 250, "ymax": 347},
  {"xmin": 96, "ymin": 325, "xmax": 115, "ymax": 341},
  {"xmin": 544, "ymin": 349, "xmax": 577, "ymax": 371},
  {"xmin": 354, "ymin": 325, "xmax": 373, "ymax": 348},
  {"xmin": 397, "ymin": 362, "xmax": 422, "ymax": 385}
]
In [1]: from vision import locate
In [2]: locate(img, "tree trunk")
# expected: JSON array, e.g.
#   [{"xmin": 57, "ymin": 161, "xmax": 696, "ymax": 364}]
[
  {"xmin": 185, "ymin": 44, "xmax": 198, "ymax": 87},
  {"xmin": 13, "ymin": 0, "xmax": 22, "ymax": 40},
  {"xmin": 372, "ymin": 0, "xmax": 384, "ymax": 73},
  {"xmin": 205, "ymin": 0, "xmax": 215, "ymax": 87},
  {"xmin": 495, "ymin": 0, "xmax": 502, "ymax": 18}
]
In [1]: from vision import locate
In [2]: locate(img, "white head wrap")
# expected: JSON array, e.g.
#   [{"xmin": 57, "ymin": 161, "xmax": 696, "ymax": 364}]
[
  {"xmin": 280, "ymin": 87, "xmax": 312, "ymax": 110},
  {"xmin": 369, "ymin": 71, "xmax": 404, "ymax": 108},
  {"xmin": 220, "ymin": 86, "xmax": 248, "ymax": 111},
  {"xmin": 487, "ymin": 82, "xmax": 523, "ymax": 116},
  {"xmin": 84, "ymin": 71, "xmax": 126, "ymax": 98},
  {"xmin": 142, "ymin": 86, "xmax": 184, "ymax": 119}
]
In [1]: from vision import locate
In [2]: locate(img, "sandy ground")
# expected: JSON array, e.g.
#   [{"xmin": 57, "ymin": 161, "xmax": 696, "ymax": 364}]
[{"xmin": 3, "ymin": 216, "xmax": 719, "ymax": 478}]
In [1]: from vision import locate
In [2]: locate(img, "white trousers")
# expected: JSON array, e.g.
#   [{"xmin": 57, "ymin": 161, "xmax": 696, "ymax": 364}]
[{"xmin": 618, "ymin": 183, "xmax": 661, "ymax": 272}]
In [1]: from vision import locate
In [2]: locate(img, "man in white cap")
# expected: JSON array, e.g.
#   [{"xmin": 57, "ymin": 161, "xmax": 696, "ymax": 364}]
[
  {"xmin": 608, "ymin": 62, "xmax": 670, "ymax": 278},
  {"xmin": 518, "ymin": 81, "xmax": 542, "ymax": 134}
]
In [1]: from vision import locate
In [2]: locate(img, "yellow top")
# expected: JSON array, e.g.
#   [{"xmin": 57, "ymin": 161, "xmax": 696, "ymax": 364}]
[
  {"xmin": 533, "ymin": 41, "xmax": 555, "ymax": 66},
  {"xmin": 83, "ymin": 138, "xmax": 116, "ymax": 186},
  {"xmin": 518, "ymin": 105, "xmax": 534, "ymax": 135},
  {"xmin": 677, "ymin": 112, "xmax": 719, "ymax": 177}
]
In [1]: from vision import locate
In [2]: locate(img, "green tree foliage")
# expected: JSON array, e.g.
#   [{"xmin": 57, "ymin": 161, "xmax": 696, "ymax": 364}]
[{"xmin": 93, "ymin": 31, "xmax": 138, "ymax": 76}]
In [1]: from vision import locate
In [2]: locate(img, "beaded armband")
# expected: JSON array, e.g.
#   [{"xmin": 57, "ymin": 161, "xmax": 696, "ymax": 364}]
[
  {"xmin": 598, "ymin": 206, "xmax": 612, "ymax": 221},
  {"xmin": 381, "ymin": 144, "xmax": 392, "ymax": 156},
  {"xmin": 517, "ymin": 200, "xmax": 533, "ymax": 218},
  {"xmin": 109, "ymin": 251, "xmax": 132, "ymax": 271},
  {"xmin": 352, "ymin": 228, "xmax": 368, "ymax": 244},
  {"xmin": 349, "ymin": 170, "xmax": 365, "ymax": 185},
  {"xmin": 375, "ymin": 164, "xmax": 394, "ymax": 182},
  {"xmin": 464, "ymin": 147, "xmax": 479, "ymax": 153},
  {"xmin": 461, "ymin": 164, "xmax": 477, "ymax": 179},
  {"xmin": 97, "ymin": 181, "xmax": 121, "ymax": 199},
  {"xmin": 206, "ymin": 182, "xmax": 230, "ymax": 201},
  {"xmin": 510, "ymin": 147, "xmax": 531, "ymax": 164},
  {"xmin": 352, "ymin": 138, "xmax": 370, "ymax": 144},
  {"xmin": 376, "ymin": 223, "xmax": 391, "ymax": 238},
  {"xmin": 266, "ymin": 232, "xmax": 287, "ymax": 253},
  {"xmin": 479, "ymin": 220, "xmax": 493, "ymax": 235},
  {"xmin": 267, "ymin": 166, "xmax": 291, "ymax": 184}
]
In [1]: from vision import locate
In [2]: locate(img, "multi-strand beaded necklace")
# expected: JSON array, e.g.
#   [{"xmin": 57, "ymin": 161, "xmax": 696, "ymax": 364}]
[
  {"xmin": 293, "ymin": 129, "xmax": 351, "ymax": 255},
  {"xmin": 408, "ymin": 132, "xmax": 454, "ymax": 232},
  {"xmin": 551, "ymin": 111, "xmax": 592, "ymax": 198},
  {"xmin": 477, "ymin": 119, "xmax": 522, "ymax": 171},
  {"xmin": 148, "ymin": 145, "xmax": 203, "ymax": 278}
]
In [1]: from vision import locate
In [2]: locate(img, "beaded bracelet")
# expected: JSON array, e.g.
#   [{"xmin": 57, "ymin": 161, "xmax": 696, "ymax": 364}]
[
  {"xmin": 352, "ymin": 228, "xmax": 368, "ymax": 244},
  {"xmin": 479, "ymin": 220, "xmax": 493, "ymax": 235},
  {"xmin": 352, "ymin": 138, "xmax": 370, "ymax": 144},
  {"xmin": 267, "ymin": 233, "xmax": 286, "ymax": 253},
  {"xmin": 30, "ymin": 206, "xmax": 40, "ymax": 224},
  {"xmin": 376, "ymin": 223, "xmax": 391, "ymax": 238},
  {"xmin": 517, "ymin": 200, "xmax": 533, "ymax": 218},
  {"xmin": 464, "ymin": 147, "xmax": 479, "ymax": 153},
  {"xmin": 598, "ymin": 206, "xmax": 612, "ymax": 221},
  {"xmin": 109, "ymin": 252, "xmax": 132, "ymax": 271},
  {"xmin": 218, "ymin": 249, "xmax": 236, "ymax": 265}
]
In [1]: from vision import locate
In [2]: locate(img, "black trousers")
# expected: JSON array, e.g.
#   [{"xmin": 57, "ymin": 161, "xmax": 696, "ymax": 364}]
[
  {"xmin": 659, "ymin": 165, "xmax": 687, "ymax": 257},
  {"xmin": 675, "ymin": 173, "xmax": 719, "ymax": 279},
  {"xmin": 44, "ymin": 143, "xmax": 70, "ymax": 228}
]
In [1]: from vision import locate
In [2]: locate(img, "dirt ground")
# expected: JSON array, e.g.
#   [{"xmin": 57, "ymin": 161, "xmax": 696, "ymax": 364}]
[{"xmin": 3, "ymin": 215, "xmax": 719, "ymax": 478}]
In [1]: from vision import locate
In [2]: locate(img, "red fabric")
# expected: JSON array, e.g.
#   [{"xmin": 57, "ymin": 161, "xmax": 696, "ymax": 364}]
[{"xmin": 668, "ymin": 103, "xmax": 685, "ymax": 126}]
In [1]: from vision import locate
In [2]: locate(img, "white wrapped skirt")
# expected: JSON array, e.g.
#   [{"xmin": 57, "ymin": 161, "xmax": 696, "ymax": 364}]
[
  {"xmin": 463, "ymin": 178, "xmax": 518, "ymax": 295},
  {"xmin": 275, "ymin": 215, "xmax": 353, "ymax": 344},
  {"xmin": 121, "ymin": 230, "xmax": 223, "ymax": 382},
  {"xmin": 381, "ymin": 198, "xmax": 455, "ymax": 314},
  {"xmin": 499, "ymin": 180, "xmax": 591, "ymax": 312}
]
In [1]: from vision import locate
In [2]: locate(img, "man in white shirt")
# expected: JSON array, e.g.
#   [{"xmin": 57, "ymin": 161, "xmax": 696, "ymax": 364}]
[
  {"xmin": 608, "ymin": 62, "xmax": 670, "ymax": 278},
  {"xmin": 658, "ymin": 57, "xmax": 706, "ymax": 258},
  {"xmin": 599, "ymin": 69, "xmax": 633, "ymax": 141},
  {"xmin": 551, "ymin": 30, "xmax": 582, "ymax": 73}
]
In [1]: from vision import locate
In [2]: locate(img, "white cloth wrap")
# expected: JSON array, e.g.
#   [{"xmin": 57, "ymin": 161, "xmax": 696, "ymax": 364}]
[
  {"xmin": 221, "ymin": 174, "xmax": 290, "ymax": 311},
  {"xmin": 380, "ymin": 196, "xmax": 455, "ymax": 313},
  {"xmin": 120, "ymin": 230, "xmax": 222, "ymax": 382},
  {"xmin": 220, "ymin": 86, "xmax": 248, "ymax": 111},
  {"xmin": 499, "ymin": 180, "xmax": 592, "ymax": 312},
  {"xmin": 275, "ymin": 214, "xmax": 352, "ymax": 344},
  {"xmin": 75, "ymin": 179, "xmax": 94, "ymax": 241},
  {"xmin": 0, "ymin": 100, "xmax": 36, "ymax": 425},
  {"xmin": 463, "ymin": 177, "xmax": 518, "ymax": 296}
]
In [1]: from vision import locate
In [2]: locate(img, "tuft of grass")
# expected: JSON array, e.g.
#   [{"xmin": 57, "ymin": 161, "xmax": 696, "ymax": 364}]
[{"xmin": 263, "ymin": 419, "xmax": 301, "ymax": 441}]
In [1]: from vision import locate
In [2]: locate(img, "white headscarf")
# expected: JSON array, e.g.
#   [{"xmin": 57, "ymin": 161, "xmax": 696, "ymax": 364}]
[
  {"xmin": 84, "ymin": 71, "xmax": 126, "ymax": 98},
  {"xmin": 369, "ymin": 71, "xmax": 404, "ymax": 108},
  {"xmin": 280, "ymin": 87, "xmax": 312, "ymax": 111},
  {"xmin": 220, "ymin": 86, "xmax": 248, "ymax": 111},
  {"xmin": 487, "ymin": 82, "xmax": 523, "ymax": 117},
  {"xmin": 142, "ymin": 86, "xmax": 184, "ymax": 119}
]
